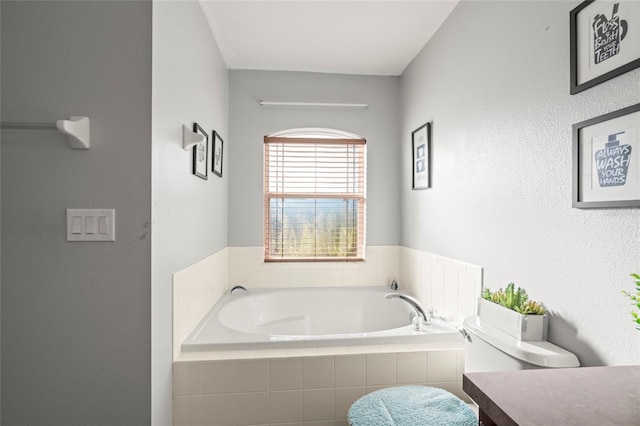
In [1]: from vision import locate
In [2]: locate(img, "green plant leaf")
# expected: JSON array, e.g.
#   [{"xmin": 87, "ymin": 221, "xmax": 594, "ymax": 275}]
[
  {"xmin": 623, "ymin": 273, "xmax": 640, "ymax": 330},
  {"xmin": 483, "ymin": 283, "xmax": 545, "ymax": 315}
]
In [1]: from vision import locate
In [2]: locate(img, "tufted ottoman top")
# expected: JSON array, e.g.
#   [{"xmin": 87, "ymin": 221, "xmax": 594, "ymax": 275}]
[{"xmin": 348, "ymin": 385, "xmax": 477, "ymax": 426}]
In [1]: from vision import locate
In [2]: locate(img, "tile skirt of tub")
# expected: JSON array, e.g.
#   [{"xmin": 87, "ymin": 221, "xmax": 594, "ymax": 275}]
[{"xmin": 174, "ymin": 348, "xmax": 466, "ymax": 426}]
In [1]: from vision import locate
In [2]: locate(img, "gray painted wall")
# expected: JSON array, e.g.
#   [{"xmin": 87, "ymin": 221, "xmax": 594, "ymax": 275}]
[
  {"xmin": 1, "ymin": 1, "xmax": 152, "ymax": 425},
  {"xmin": 0, "ymin": 1, "xmax": 3, "ymax": 416},
  {"xmin": 152, "ymin": 1, "xmax": 229, "ymax": 424},
  {"xmin": 401, "ymin": 1, "xmax": 640, "ymax": 366},
  {"xmin": 228, "ymin": 70, "xmax": 400, "ymax": 247}
]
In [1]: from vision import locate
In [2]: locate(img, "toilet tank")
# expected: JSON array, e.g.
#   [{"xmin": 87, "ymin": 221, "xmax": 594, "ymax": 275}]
[{"xmin": 462, "ymin": 316, "xmax": 580, "ymax": 373}]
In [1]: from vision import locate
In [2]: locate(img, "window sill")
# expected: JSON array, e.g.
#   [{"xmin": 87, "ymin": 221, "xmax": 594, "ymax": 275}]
[{"xmin": 264, "ymin": 257, "xmax": 365, "ymax": 263}]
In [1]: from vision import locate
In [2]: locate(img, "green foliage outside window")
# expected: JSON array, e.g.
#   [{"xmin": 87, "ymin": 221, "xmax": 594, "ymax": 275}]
[{"xmin": 269, "ymin": 200, "xmax": 359, "ymax": 258}]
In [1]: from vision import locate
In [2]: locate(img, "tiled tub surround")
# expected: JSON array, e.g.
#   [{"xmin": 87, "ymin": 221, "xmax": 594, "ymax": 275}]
[
  {"xmin": 228, "ymin": 246, "xmax": 401, "ymax": 289},
  {"xmin": 174, "ymin": 345, "xmax": 466, "ymax": 426},
  {"xmin": 226, "ymin": 246, "xmax": 481, "ymax": 324},
  {"xmin": 399, "ymin": 247, "xmax": 482, "ymax": 324},
  {"xmin": 174, "ymin": 248, "xmax": 229, "ymax": 359},
  {"xmin": 173, "ymin": 247, "xmax": 481, "ymax": 425},
  {"xmin": 175, "ymin": 247, "xmax": 482, "ymax": 357}
]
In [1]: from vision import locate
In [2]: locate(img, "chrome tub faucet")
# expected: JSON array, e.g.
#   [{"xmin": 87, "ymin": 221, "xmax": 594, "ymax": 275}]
[{"xmin": 385, "ymin": 292, "xmax": 433, "ymax": 330}]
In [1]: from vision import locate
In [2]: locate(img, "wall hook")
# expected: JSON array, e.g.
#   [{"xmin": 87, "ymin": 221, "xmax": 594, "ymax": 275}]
[
  {"xmin": 56, "ymin": 116, "xmax": 90, "ymax": 149},
  {"xmin": 183, "ymin": 125, "xmax": 206, "ymax": 151}
]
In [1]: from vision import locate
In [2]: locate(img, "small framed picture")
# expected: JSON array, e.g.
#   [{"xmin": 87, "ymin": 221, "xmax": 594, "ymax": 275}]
[
  {"xmin": 212, "ymin": 131, "xmax": 224, "ymax": 177},
  {"xmin": 570, "ymin": 0, "xmax": 640, "ymax": 94},
  {"xmin": 412, "ymin": 122, "xmax": 431, "ymax": 190},
  {"xmin": 573, "ymin": 102, "xmax": 640, "ymax": 208},
  {"xmin": 192, "ymin": 123, "xmax": 208, "ymax": 180}
]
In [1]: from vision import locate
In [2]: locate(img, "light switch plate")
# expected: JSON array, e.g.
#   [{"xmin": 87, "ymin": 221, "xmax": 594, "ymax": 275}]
[{"xmin": 67, "ymin": 209, "xmax": 115, "ymax": 241}]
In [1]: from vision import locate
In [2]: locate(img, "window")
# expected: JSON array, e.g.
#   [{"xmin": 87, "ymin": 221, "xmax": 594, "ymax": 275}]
[{"xmin": 264, "ymin": 129, "xmax": 366, "ymax": 261}]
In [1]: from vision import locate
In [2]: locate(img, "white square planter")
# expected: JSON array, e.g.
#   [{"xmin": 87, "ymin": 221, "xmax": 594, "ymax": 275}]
[{"xmin": 478, "ymin": 298, "xmax": 548, "ymax": 341}]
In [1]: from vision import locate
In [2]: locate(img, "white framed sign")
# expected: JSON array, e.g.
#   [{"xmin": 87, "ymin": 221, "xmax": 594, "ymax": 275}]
[
  {"xmin": 573, "ymin": 103, "xmax": 640, "ymax": 208},
  {"xmin": 570, "ymin": 0, "xmax": 640, "ymax": 94},
  {"xmin": 412, "ymin": 122, "xmax": 431, "ymax": 190}
]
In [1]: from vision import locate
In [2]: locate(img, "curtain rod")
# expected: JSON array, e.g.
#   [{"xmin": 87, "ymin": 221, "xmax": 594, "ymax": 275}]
[{"xmin": 258, "ymin": 101, "xmax": 368, "ymax": 109}]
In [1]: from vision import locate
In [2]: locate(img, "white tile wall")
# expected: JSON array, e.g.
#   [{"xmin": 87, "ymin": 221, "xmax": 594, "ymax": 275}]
[
  {"xmin": 173, "ymin": 348, "xmax": 467, "ymax": 426},
  {"xmin": 173, "ymin": 248, "xmax": 229, "ymax": 359},
  {"xmin": 365, "ymin": 354, "xmax": 396, "ymax": 386},
  {"xmin": 399, "ymin": 247, "xmax": 483, "ymax": 324},
  {"xmin": 228, "ymin": 246, "xmax": 400, "ymax": 289},
  {"xmin": 174, "ymin": 395, "xmax": 202, "ymax": 426},
  {"xmin": 333, "ymin": 387, "xmax": 365, "ymax": 420},
  {"xmin": 302, "ymin": 389, "xmax": 334, "ymax": 422},
  {"xmin": 396, "ymin": 352, "xmax": 427, "ymax": 384},
  {"xmin": 270, "ymin": 358, "xmax": 303, "ymax": 391},
  {"xmin": 334, "ymin": 355, "xmax": 365, "ymax": 388},
  {"xmin": 270, "ymin": 390, "xmax": 302, "ymax": 423},
  {"xmin": 302, "ymin": 357, "xmax": 333, "ymax": 389},
  {"xmin": 203, "ymin": 394, "xmax": 236, "ymax": 426},
  {"xmin": 237, "ymin": 392, "xmax": 269, "ymax": 425},
  {"xmin": 237, "ymin": 359, "xmax": 270, "ymax": 392}
]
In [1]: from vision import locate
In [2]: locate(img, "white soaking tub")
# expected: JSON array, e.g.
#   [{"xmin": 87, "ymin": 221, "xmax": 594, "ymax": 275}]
[{"xmin": 181, "ymin": 286, "xmax": 462, "ymax": 351}]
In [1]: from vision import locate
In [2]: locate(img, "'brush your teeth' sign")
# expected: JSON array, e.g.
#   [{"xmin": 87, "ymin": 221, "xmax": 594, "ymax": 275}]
[
  {"xmin": 595, "ymin": 130, "xmax": 632, "ymax": 187},
  {"xmin": 592, "ymin": 2, "xmax": 628, "ymax": 65},
  {"xmin": 570, "ymin": 0, "xmax": 640, "ymax": 94}
]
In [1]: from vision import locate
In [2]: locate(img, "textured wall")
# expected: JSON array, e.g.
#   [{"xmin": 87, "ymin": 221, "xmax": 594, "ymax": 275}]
[
  {"xmin": 228, "ymin": 70, "xmax": 401, "ymax": 247},
  {"xmin": 152, "ymin": 1, "xmax": 229, "ymax": 424},
  {"xmin": 400, "ymin": 1, "xmax": 640, "ymax": 366},
  {"xmin": 1, "ymin": 1, "xmax": 152, "ymax": 424}
]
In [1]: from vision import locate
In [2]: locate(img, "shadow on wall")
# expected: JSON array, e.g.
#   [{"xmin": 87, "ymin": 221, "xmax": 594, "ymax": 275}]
[{"xmin": 547, "ymin": 312, "xmax": 604, "ymax": 367}]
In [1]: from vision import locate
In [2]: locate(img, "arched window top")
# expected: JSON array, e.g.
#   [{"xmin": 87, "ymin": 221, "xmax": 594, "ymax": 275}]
[{"xmin": 268, "ymin": 127, "xmax": 363, "ymax": 140}]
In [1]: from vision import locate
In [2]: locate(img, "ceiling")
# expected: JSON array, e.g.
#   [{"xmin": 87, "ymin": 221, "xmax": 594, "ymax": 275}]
[{"xmin": 199, "ymin": 0, "xmax": 460, "ymax": 76}]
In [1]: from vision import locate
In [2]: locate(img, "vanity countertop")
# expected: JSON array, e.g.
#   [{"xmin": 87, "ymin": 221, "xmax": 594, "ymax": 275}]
[{"xmin": 463, "ymin": 365, "xmax": 640, "ymax": 426}]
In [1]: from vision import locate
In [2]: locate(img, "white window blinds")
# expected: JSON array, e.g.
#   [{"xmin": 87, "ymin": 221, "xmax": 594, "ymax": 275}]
[{"xmin": 264, "ymin": 135, "xmax": 366, "ymax": 261}]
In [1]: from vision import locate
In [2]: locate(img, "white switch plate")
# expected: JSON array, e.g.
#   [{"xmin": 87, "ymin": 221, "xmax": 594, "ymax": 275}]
[{"xmin": 67, "ymin": 209, "xmax": 115, "ymax": 241}]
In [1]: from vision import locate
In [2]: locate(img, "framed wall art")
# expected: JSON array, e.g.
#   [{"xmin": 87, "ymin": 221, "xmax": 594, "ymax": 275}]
[
  {"xmin": 573, "ymin": 102, "xmax": 640, "ymax": 208},
  {"xmin": 192, "ymin": 123, "xmax": 208, "ymax": 180},
  {"xmin": 570, "ymin": 0, "xmax": 640, "ymax": 94},
  {"xmin": 212, "ymin": 131, "xmax": 224, "ymax": 177},
  {"xmin": 412, "ymin": 122, "xmax": 431, "ymax": 190}
]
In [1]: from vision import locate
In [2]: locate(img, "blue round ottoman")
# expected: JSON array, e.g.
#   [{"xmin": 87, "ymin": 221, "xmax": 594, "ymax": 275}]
[{"xmin": 348, "ymin": 386, "xmax": 476, "ymax": 426}]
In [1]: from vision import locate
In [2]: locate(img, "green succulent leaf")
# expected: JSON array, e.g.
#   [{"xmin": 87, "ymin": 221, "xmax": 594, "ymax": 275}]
[{"xmin": 483, "ymin": 283, "xmax": 544, "ymax": 315}]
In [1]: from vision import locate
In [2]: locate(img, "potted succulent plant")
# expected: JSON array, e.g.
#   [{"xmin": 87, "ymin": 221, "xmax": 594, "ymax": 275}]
[
  {"xmin": 479, "ymin": 282, "xmax": 548, "ymax": 341},
  {"xmin": 622, "ymin": 273, "xmax": 640, "ymax": 330}
]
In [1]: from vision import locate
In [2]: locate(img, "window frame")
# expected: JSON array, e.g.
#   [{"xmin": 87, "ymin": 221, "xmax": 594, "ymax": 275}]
[{"xmin": 263, "ymin": 130, "xmax": 367, "ymax": 262}]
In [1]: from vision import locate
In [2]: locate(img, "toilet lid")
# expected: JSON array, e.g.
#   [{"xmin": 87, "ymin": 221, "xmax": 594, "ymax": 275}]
[{"xmin": 463, "ymin": 316, "xmax": 581, "ymax": 368}]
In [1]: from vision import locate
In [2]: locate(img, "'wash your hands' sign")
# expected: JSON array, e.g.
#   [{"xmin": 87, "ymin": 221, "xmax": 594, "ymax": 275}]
[{"xmin": 595, "ymin": 130, "xmax": 633, "ymax": 187}]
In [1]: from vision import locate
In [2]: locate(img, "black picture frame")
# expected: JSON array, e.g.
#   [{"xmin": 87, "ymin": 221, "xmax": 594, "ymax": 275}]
[
  {"xmin": 570, "ymin": 0, "xmax": 640, "ymax": 94},
  {"xmin": 212, "ymin": 131, "xmax": 224, "ymax": 177},
  {"xmin": 412, "ymin": 122, "xmax": 431, "ymax": 190},
  {"xmin": 573, "ymin": 102, "xmax": 640, "ymax": 208},
  {"xmin": 192, "ymin": 123, "xmax": 208, "ymax": 180}
]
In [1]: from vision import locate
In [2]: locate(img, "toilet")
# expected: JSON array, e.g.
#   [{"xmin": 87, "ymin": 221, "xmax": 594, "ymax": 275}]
[
  {"xmin": 348, "ymin": 315, "xmax": 580, "ymax": 425},
  {"xmin": 462, "ymin": 315, "xmax": 580, "ymax": 373}
]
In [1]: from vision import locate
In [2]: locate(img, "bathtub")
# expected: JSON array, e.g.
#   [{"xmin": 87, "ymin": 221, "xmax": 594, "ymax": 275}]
[{"xmin": 181, "ymin": 286, "xmax": 462, "ymax": 351}]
